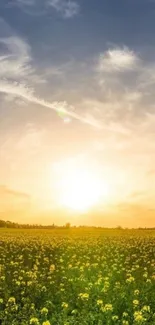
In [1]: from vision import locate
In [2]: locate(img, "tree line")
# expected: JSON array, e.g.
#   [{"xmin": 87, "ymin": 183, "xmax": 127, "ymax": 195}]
[{"xmin": 0, "ymin": 219, "xmax": 155, "ymax": 229}]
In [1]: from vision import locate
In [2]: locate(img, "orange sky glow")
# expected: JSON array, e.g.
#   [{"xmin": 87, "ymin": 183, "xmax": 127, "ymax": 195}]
[{"xmin": 1, "ymin": 12, "xmax": 155, "ymax": 228}]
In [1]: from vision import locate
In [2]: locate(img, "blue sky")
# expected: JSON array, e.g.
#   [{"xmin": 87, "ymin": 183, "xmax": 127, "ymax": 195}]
[{"xmin": 1, "ymin": 0, "xmax": 155, "ymax": 226}]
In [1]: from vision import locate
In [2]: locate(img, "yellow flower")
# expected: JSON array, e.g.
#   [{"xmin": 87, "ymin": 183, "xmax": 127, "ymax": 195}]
[
  {"xmin": 134, "ymin": 311, "xmax": 145, "ymax": 322},
  {"xmin": 101, "ymin": 304, "xmax": 113, "ymax": 312},
  {"xmin": 142, "ymin": 305, "xmax": 150, "ymax": 313},
  {"xmin": 49, "ymin": 264, "xmax": 55, "ymax": 272},
  {"xmin": 42, "ymin": 321, "xmax": 51, "ymax": 325},
  {"xmin": 133, "ymin": 300, "xmax": 139, "ymax": 307},
  {"xmin": 126, "ymin": 276, "xmax": 135, "ymax": 283},
  {"xmin": 62, "ymin": 302, "xmax": 68, "ymax": 308},
  {"xmin": 78, "ymin": 293, "xmax": 89, "ymax": 300},
  {"xmin": 97, "ymin": 299, "xmax": 103, "ymax": 306},
  {"xmin": 115, "ymin": 281, "xmax": 121, "ymax": 288},
  {"xmin": 112, "ymin": 315, "xmax": 119, "ymax": 321},
  {"xmin": 8, "ymin": 297, "xmax": 16, "ymax": 304},
  {"xmin": 1, "ymin": 276, "xmax": 5, "ymax": 281},
  {"xmin": 122, "ymin": 312, "xmax": 128, "ymax": 318},
  {"xmin": 41, "ymin": 307, "xmax": 48, "ymax": 315},
  {"xmin": 41, "ymin": 286, "xmax": 47, "ymax": 292},
  {"xmin": 30, "ymin": 318, "xmax": 40, "ymax": 325},
  {"xmin": 143, "ymin": 272, "xmax": 148, "ymax": 278}
]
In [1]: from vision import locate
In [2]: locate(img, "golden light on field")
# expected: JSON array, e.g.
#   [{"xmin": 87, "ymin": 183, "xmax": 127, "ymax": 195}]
[{"xmin": 53, "ymin": 158, "xmax": 110, "ymax": 212}]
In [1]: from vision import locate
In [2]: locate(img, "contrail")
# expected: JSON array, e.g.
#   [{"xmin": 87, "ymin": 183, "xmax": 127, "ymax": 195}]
[
  {"xmin": 0, "ymin": 81, "xmax": 130, "ymax": 134},
  {"xmin": 0, "ymin": 81, "xmax": 102, "ymax": 129}
]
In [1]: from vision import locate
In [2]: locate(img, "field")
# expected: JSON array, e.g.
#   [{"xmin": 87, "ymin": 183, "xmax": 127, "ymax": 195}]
[{"xmin": 0, "ymin": 229, "xmax": 155, "ymax": 325}]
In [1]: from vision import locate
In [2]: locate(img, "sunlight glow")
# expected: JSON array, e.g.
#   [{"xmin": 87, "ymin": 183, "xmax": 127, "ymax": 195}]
[{"xmin": 54, "ymin": 159, "xmax": 110, "ymax": 212}]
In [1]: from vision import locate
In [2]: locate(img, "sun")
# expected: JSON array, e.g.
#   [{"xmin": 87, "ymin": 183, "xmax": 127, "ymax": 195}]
[{"xmin": 57, "ymin": 164, "xmax": 109, "ymax": 212}]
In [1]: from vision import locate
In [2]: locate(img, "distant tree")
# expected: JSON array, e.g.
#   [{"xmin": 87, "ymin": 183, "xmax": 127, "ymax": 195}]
[
  {"xmin": 0, "ymin": 220, "xmax": 6, "ymax": 227},
  {"xmin": 116, "ymin": 225, "xmax": 123, "ymax": 230},
  {"xmin": 65, "ymin": 222, "xmax": 71, "ymax": 229}
]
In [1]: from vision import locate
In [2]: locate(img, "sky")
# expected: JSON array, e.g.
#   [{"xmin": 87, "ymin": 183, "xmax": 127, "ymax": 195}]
[{"xmin": 1, "ymin": 0, "xmax": 155, "ymax": 227}]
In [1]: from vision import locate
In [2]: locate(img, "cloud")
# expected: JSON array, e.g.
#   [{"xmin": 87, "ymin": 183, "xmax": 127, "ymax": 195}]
[
  {"xmin": 97, "ymin": 46, "xmax": 139, "ymax": 73},
  {"xmin": 0, "ymin": 30, "xmax": 45, "ymax": 85},
  {"xmin": 94, "ymin": 47, "xmax": 144, "ymax": 126},
  {"xmin": 0, "ymin": 80, "xmax": 102, "ymax": 129},
  {"xmin": 1, "ymin": 19, "xmax": 155, "ymax": 145},
  {"xmin": 0, "ymin": 185, "xmax": 34, "ymax": 222},
  {"xmin": 0, "ymin": 185, "xmax": 30, "ymax": 199},
  {"xmin": 0, "ymin": 36, "xmax": 32, "ymax": 79},
  {"xmin": 0, "ymin": 185, "xmax": 30, "ymax": 214},
  {"xmin": 0, "ymin": 21, "xmax": 142, "ymax": 135},
  {"xmin": 94, "ymin": 45, "xmax": 155, "ymax": 129},
  {"xmin": 10, "ymin": 0, "xmax": 79, "ymax": 18},
  {"xmin": 0, "ymin": 21, "xmax": 101, "ymax": 129},
  {"xmin": 48, "ymin": 0, "xmax": 79, "ymax": 18}
]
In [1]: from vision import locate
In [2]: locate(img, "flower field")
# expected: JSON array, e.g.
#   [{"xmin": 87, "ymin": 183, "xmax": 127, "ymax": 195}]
[{"xmin": 0, "ymin": 229, "xmax": 155, "ymax": 324}]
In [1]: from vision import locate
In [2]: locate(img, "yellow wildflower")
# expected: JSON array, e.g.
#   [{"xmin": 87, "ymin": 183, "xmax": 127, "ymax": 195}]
[
  {"xmin": 97, "ymin": 299, "xmax": 103, "ymax": 306},
  {"xmin": 62, "ymin": 302, "xmax": 68, "ymax": 308},
  {"xmin": 134, "ymin": 311, "xmax": 145, "ymax": 322},
  {"xmin": 49, "ymin": 264, "xmax": 55, "ymax": 272},
  {"xmin": 41, "ymin": 307, "xmax": 48, "ymax": 315},
  {"xmin": 142, "ymin": 305, "xmax": 150, "ymax": 313},
  {"xmin": 30, "ymin": 318, "xmax": 40, "ymax": 325},
  {"xmin": 112, "ymin": 315, "xmax": 119, "ymax": 321},
  {"xmin": 101, "ymin": 304, "xmax": 113, "ymax": 312},
  {"xmin": 78, "ymin": 293, "xmax": 89, "ymax": 300},
  {"xmin": 8, "ymin": 297, "xmax": 16, "ymax": 304},
  {"xmin": 133, "ymin": 300, "xmax": 139, "ymax": 307}
]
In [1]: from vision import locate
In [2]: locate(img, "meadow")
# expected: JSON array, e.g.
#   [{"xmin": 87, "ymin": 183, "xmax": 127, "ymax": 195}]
[{"xmin": 0, "ymin": 228, "xmax": 155, "ymax": 325}]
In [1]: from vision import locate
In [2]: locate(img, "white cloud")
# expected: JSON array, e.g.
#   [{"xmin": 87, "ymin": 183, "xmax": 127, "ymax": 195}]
[
  {"xmin": 93, "ymin": 45, "xmax": 152, "ymax": 129},
  {"xmin": 0, "ymin": 80, "xmax": 102, "ymax": 129},
  {"xmin": 0, "ymin": 36, "xmax": 32, "ymax": 79},
  {"xmin": 2, "ymin": 28, "xmax": 155, "ymax": 211},
  {"xmin": 1, "ymin": 26, "xmax": 154, "ymax": 141},
  {"xmin": 98, "ymin": 47, "xmax": 139, "ymax": 73},
  {"xmin": 0, "ymin": 23, "xmax": 101, "ymax": 130},
  {"xmin": 48, "ymin": 0, "xmax": 79, "ymax": 18},
  {"xmin": 11, "ymin": 0, "xmax": 79, "ymax": 18}
]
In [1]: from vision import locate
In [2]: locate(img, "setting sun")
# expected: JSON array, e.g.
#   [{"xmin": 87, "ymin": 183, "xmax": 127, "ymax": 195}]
[{"xmin": 54, "ymin": 161, "xmax": 109, "ymax": 212}]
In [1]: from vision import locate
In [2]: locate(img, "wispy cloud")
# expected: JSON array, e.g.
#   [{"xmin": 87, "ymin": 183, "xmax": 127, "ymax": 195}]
[
  {"xmin": 97, "ymin": 46, "xmax": 139, "ymax": 73},
  {"xmin": 48, "ymin": 0, "xmax": 79, "ymax": 18},
  {"xmin": 0, "ymin": 80, "xmax": 102, "ymax": 129},
  {"xmin": 0, "ymin": 20, "xmax": 101, "ymax": 129},
  {"xmin": 1, "ymin": 22, "xmax": 142, "ymax": 135},
  {"xmin": 0, "ymin": 36, "xmax": 32, "ymax": 79},
  {"xmin": 10, "ymin": 0, "xmax": 79, "ymax": 18},
  {"xmin": 0, "ymin": 185, "xmax": 30, "ymax": 199},
  {"xmin": 94, "ymin": 46, "xmax": 154, "ymax": 125},
  {"xmin": 0, "ymin": 185, "xmax": 33, "ymax": 222}
]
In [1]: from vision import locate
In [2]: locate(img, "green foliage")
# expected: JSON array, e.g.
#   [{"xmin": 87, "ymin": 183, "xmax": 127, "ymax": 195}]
[{"xmin": 0, "ymin": 229, "xmax": 155, "ymax": 324}]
